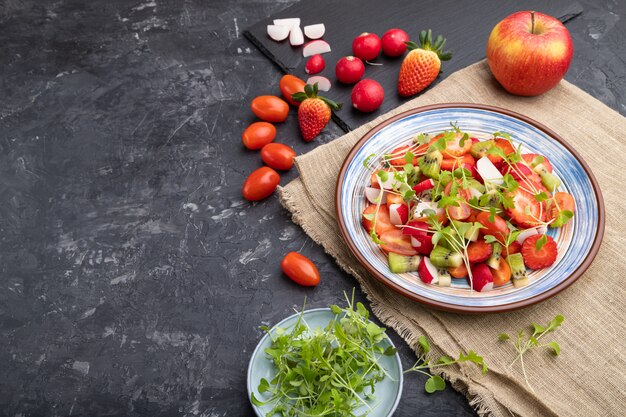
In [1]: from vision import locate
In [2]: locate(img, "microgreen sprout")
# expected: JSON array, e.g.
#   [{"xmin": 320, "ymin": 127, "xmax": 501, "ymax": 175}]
[
  {"xmin": 404, "ymin": 335, "xmax": 488, "ymax": 393},
  {"xmin": 498, "ymin": 315, "xmax": 564, "ymax": 394}
]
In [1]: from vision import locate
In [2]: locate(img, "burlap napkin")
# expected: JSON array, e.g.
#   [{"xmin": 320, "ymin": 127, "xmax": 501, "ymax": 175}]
[{"xmin": 278, "ymin": 61, "xmax": 626, "ymax": 417}]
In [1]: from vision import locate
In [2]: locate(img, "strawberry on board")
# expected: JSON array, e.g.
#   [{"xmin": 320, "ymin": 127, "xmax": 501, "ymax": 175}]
[
  {"xmin": 398, "ymin": 29, "xmax": 452, "ymax": 97},
  {"xmin": 292, "ymin": 83, "xmax": 342, "ymax": 141},
  {"xmin": 506, "ymin": 188, "xmax": 545, "ymax": 228},
  {"xmin": 521, "ymin": 234, "xmax": 558, "ymax": 270}
]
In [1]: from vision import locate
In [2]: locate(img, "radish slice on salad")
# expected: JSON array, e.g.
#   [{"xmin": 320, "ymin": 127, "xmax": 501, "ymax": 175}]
[
  {"xmin": 303, "ymin": 24, "xmax": 325, "ymax": 39},
  {"xmin": 418, "ymin": 257, "xmax": 439, "ymax": 284},
  {"xmin": 302, "ymin": 40, "xmax": 331, "ymax": 57},
  {"xmin": 365, "ymin": 187, "xmax": 387, "ymax": 204},
  {"xmin": 469, "ymin": 263, "xmax": 494, "ymax": 292},
  {"xmin": 289, "ymin": 25, "xmax": 305, "ymax": 46},
  {"xmin": 413, "ymin": 201, "xmax": 443, "ymax": 218},
  {"xmin": 267, "ymin": 25, "xmax": 290, "ymax": 42},
  {"xmin": 516, "ymin": 228, "xmax": 538, "ymax": 244},
  {"xmin": 412, "ymin": 178, "xmax": 435, "ymax": 194},
  {"xmin": 388, "ymin": 204, "xmax": 408, "ymax": 226},
  {"xmin": 306, "ymin": 76, "xmax": 331, "ymax": 91},
  {"xmin": 273, "ymin": 18, "xmax": 301, "ymax": 28},
  {"xmin": 476, "ymin": 156, "xmax": 504, "ymax": 186}
]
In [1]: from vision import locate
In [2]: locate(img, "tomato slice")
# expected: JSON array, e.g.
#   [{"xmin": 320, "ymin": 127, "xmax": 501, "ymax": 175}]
[
  {"xmin": 476, "ymin": 211, "xmax": 509, "ymax": 241},
  {"xmin": 387, "ymin": 145, "xmax": 417, "ymax": 166},
  {"xmin": 487, "ymin": 138, "xmax": 515, "ymax": 167},
  {"xmin": 379, "ymin": 229, "xmax": 418, "ymax": 256},
  {"xmin": 438, "ymin": 132, "xmax": 472, "ymax": 157},
  {"xmin": 362, "ymin": 204, "xmax": 396, "ymax": 236},
  {"xmin": 448, "ymin": 263, "xmax": 468, "ymax": 278},
  {"xmin": 443, "ymin": 181, "xmax": 471, "ymax": 220},
  {"xmin": 441, "ymin": 154, "xmax": 475, "ymax": 171},
  {"xmin": 491, "ymin": 258, "xmax": 511, "ymax": 286},
  {"xmin": 549, "ymin": 192, "xmax": 575, "ymax": 225}
]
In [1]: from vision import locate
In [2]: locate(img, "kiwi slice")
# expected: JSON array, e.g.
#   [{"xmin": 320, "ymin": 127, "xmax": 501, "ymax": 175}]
[
  {"xmin": 470, "ymin": 139, "xmax": 494, "ymax": 159},
  {"xmin": 535, "ymin": 164, "xmax": 561, "ymax": 191},
  {"xmin": 451, "ymin": 220, "xmax": 481, "ymax": 242},
  {"xmin": 486, "ymin": 243, "xmax": 502, "ymax": 269},
  {"xmin": 437, "ymin": 268, "xmax": 452, "ymax": 287},
  {"xmin": 418, "ymin": 150, "xmax": 443, "ymax": 179},
  {"xmin": 430, "ymin": 246, "xmax": 463, "ymax": 268},
  {"xmin": 467, "ymin": 179, "xmax": 486, "ymax": 194},
  {"xmin": 388, "ymin": 252, "xmax": 421, "ymax": 273},
  {"xmin": 507, "ymin": 253, "xmax": 529, "ymax": 288},
  {"xmin": 479, "ymin": 189, "xmax": 502, "ymax": 209}
]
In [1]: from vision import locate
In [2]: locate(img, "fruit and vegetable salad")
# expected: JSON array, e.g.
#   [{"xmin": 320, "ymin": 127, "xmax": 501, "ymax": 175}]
[{"xmin": 361, "ymin": 123, "xmax": 575, "ymax": 292}]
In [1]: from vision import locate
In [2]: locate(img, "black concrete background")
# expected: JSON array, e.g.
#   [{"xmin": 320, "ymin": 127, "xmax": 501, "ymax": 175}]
[{"xmin": 0, "ymin": 1, "xmax": 623, "ymax": 416}]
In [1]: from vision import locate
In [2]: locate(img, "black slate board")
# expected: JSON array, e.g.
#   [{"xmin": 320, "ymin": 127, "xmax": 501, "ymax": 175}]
[{"xmin": 245, "ymin": 0, "xmax": 582, "ymax": 132}]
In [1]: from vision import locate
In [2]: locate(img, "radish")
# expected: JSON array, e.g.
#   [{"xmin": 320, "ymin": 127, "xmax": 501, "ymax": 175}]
[
  {"xmin": 476, "ymin": 156, "xmax": 504, "ymax": 186},
  {"xmin": 418, "ymin": 257, "xmax": 439, "ymax": 284},
  {"xmin": 351, "ymin": 79, "xmax": 384, "ymax": 112},
  {"xmin": 306, "ymin": 76, "xmax": 331, "ymax": 91},
  {"xmin": 273, "ymin": 18, "xmax": 300, "ymax": 28},
  {"xmin": 302, "ymin": 40, "xmax": 331, "ymax": 57},
  {"xmin": 303, "ymin": 24, "xmax": 325, "ymax": 39},
  {"xmin": 289, "ymin": 26, "xmax": 304, "ymax": 46},
  {"xmin": 335, "ymin": 56, "xmax": 365, "ymax": 84},
  {"xmin": 413, "ymin": 201, "xmax": 443, "ymax": 218},
  {"xmin": 411, "ymin": 234, "xmax": 434, "ymax": 255},
  {"xmin": 305, "ymin": 54, "xmax": 325, "ymax": 74},
  {"xmin": 381, "ymin": 28, "xmax": 409, "ymax": 57},
  {"xmin": 376, "ymin": 172, "xmax": 401, "ymax": 190},
  {"xmin": 516, "ymin": 228, "xmax": 538, "ymax": 244},
  {"xmin": 352, "ymin": 32, "xmax": 381, "ymax": 61},
  {"xmin": 365, "ymin": 187, "xmax": 387, "ymax": 204},
  {"xmin": 267, "ymin": 25, "xmax": 290, "ymax": 42},
  {"xmin": 469, "ymin": 263, "xmax": 494, "ymax": 292},
  {"xmin": 412, "ymin": 178, "xmax": 435, "ymax": 194},
  {"xmin": 468, "ymin": 186, "xmax": 483, "ymax": 199},
  {"xmin": 389, "ymin": 204, "xmax": 408, "ymax": 226}
]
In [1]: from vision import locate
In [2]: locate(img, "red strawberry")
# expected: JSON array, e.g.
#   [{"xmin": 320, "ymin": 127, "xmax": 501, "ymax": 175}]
[
  {"xmin": 467, "ymin": 239, "xmax": 493, "ymax": 263},
  {"xmin": 522, "ymin": 154, "xmax": 553, "ymax": 173},
  {"xmin": 521, "ymin": 234, "xmax": 557, "ymax": 270},
  {"xmin": 397, "ymin": 30, "xmax": 451, "ymax": 97},
  {"xmin": 292, "ymin": 83, "xmax": 341, "ymax": 141},
  {"xmin": 506, "ymin": 188, "xmax": 544, "ymax": 228},
  {"xmin": 505, "ymin": 241, "xmax": 522, "ymax": 256}
]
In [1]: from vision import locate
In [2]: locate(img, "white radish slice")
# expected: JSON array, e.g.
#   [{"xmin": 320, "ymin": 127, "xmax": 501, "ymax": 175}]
[
  {"xmin": 303, "ymin": 24, "xmax": 326, "ymax": 39},
  {"xmin": 468, "ymin": 187, "xmax": 483, "ymax": 199},
  {"xmin": 302, "ymin": 40, "xmax": 331, "ymax": 57},
  {"xmin": 516, "ymin": 228, "xmax": 538, "ymax": 244},
  {"xmin": 413, "ymin": 201, "xmax": 443, "ymax": 218},
  {"xmin": 476, "ymin": 156, "xmax": 504, "ymax": 186},
  {"xmin": 273, "ymin": 18, "xmax": 301, "ymax": 28},
  {"xmin": 410, "ymin": 236, "xmax": 421, "ymax": 248},
  {"xmin": 267, "ymin": 25, "xmax": 290, "ymax": 42},
  {"xmin": 289, "ymin": 26, "xmax": 304, "ymax": 46},
  {"xmin": 306, "ymin": 76, "xmax": 331, "ymax": 91},
  {"xmin": 365, "ymin": 187, "xmax": 386, "ymax": 204},
  {"xmin": 481, "ymin": 282, "xmax": 494, "ymax": 292}
]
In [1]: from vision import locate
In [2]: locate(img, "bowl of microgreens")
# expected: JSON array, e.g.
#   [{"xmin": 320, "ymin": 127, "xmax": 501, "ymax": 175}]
[
  {"xmin": 247, "ymin": 294, "xmax": 403, "ymax": 417},
  {"xmin": 336, "ymin": 103, "xmax": 604, "ymax": 313}
]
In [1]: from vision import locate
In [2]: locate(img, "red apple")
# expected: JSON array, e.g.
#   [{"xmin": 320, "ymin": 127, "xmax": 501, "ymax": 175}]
[{"xmin": 486, "ymin": 11, "xmax": 573, "ymax": 96}]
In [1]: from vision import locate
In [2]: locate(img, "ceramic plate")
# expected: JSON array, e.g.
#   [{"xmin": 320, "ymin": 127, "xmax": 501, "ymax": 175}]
[
  {"xmin": 247, "ymin": 308, "xmax": 403, "ymax": 416},
  {"xmin": 336, "ymin": 104, "xmax": 604, "ymax": 313}
]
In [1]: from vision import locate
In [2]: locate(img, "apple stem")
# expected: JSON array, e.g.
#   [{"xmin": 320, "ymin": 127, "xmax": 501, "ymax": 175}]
[{"xmin": 530, "ymin": 11, "xmax": 536, "ymax": 34}]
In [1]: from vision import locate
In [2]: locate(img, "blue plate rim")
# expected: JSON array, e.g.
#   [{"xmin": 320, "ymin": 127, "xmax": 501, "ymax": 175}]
[
  {"xmin": 335, "ymin": 103, "xmax": 605, "ymax": 314},
  {"xmin": 246, "ymin": 307, "xmax": 404, "ymax": 417}
]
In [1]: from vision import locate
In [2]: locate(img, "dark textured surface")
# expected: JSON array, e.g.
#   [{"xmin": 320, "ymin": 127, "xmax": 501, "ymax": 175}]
[
  {"xmin": 0, "ymin": 1, "xmax": 624, "ymax": 416},
  {"xmin": 245, "ymin": 0, "xmax": 582, "ymax": 130}
]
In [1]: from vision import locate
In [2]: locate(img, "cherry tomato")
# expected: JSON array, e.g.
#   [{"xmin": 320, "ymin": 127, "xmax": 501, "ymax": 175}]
[
  {"xmin": 491, "ymin": 258, "xmax": 511, "ymax": 286},
  {"xmin": 261, "ymin": 143, "xmax": 296, "ymax": 171},
  {"xmin": 242, "ymin": 122, "xmax": 276, "ymax": 150},
  {"xmin": 362, "ymin": 204, "xmax": 396, "ymax": 236},
  {"xmin": 279, "ymin": 75, "xmax": 306, "ymax": 107},
  {"xmin": 476, "ymin": 211, "xmax": 509, "ymax": 241},
  {"xmin": 379, "ymin": 229, "xmax": 418, "ymax": 256},
  {"xmin": 251, "ymin": 95, "xmax": 289, "ymax": 122},
  {"xmin": 242, "ymin": 167, "xmax": 280, "ymax": 201},
  {"xmin": 444, "ymin": 181, "xmax": 471, "ymax": 220},
  {"xmin": 281, "ymin": 252, "xmax": 320, "ymax": 286}
]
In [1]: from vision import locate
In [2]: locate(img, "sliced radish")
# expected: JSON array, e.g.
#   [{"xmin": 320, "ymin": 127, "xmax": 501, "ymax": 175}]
[
  {"xmin": 469, "ymin": 263, "xmax": 494, "ymax": 292},
  {"xmin": 389, "ymin": 204, "xmax": 408, "ymax": 226},
  {"xmin": 516, "ymin": 228, "xmax": 538, "ymax": 244},
  {"xmin": 468, "ymin": 187, "xmax": 483, "ymax": 199},
  {"xmin": 306, "ymin": 76, "xmax": 331, "ymax": 91},
  {"xmin": 267, "ymin": 25, "xmax": 290, "ymax": 42},
  {"xmin": 413, "ymin": 201, "xmax": 443, "ymax": 218},
  {"xmin": 418, "ymin": 257, "xmax": 439, "ymax": 284},
  {"xmin": 289, "ymin": 26, "xmax": 304, "ymax": 46},
  {"xmin": 303, "ymin": 23, "xmax": 325, "ymax": 39},
  {"xmin": 410, "ymin": 236, "xmax": 422, "ymax": 248},
  {"xmin": 273, "ymin": 18, "xmax": 301, "ymax": 28},
  {"xmin": 412, "ymin": 178, "xmax": 435, "ymax": 194},
  {"xmin": 476, "ymin": 156, "xmax": 504, "ymax": 186},
  {"xmin": 365, "ymin": 187, "xmax": 387, "ymax": 204},
  {"xmin": 302, "ymin": 40, "xmax": 331, "ymax": 57}
]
